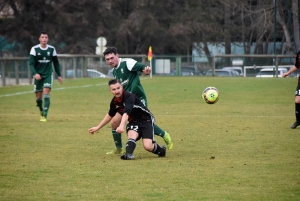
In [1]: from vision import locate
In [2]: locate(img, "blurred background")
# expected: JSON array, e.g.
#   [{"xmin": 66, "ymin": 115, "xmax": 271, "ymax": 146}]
[{"xmin": 0, "ymin": 0, "xmax": 299, "ymax": 85}]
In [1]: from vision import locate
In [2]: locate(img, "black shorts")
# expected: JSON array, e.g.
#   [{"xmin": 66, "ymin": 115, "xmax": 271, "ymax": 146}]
[
  {"xmin": 296, "ymin": 84, "xmax": 300, "ymax": 96},
  {"xmin": 126, "ymin": 121, "xmax": 155, "ymax": 142}
]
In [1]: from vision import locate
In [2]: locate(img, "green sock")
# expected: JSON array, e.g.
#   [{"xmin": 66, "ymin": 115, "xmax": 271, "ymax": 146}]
[
  {"xmin": 43, "ymin": 94, "xmax": 50, "ymax": 118},
  {"xmin": 36, "ymin": 98, "xmax": 43, "ymax": 112},
  {"xmin": 154, "ymin": 124, "xmax": 165, "ymax": 137},
  {"xmin": 112, "ymin": 130, "xmax": 122, "ymax": 148}
]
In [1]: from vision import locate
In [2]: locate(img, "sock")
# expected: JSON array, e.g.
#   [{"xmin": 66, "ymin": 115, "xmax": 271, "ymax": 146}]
[
  {"xmin": 112, "ymin": 130, "xmax": 122, "ymax": 149},
  {"xmin": 36, "ymin": 98, "xmax": 43, "ymax": 112},
  {"xmin": 154, "ymin": 124, "xmax": 165, "ymax": 137},
  {"xmin": 152, "ymin": 143, "xmax": 162, "ymax": 155},
  {"xmin": 296, "ymin": 103, "xmax": 300, "ymax": 122},
  {"xmin": 125, "ymin": 138, "xmax": 136, "ymax": 154},
  {"xmin": 43, "ymin": 94, "xmax": 50, "ymax": 118}
]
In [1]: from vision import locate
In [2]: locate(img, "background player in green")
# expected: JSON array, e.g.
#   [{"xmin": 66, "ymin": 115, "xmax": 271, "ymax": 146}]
[
  {"xmin": 29, "ymin": 31, "xmax": 63, "ymax": 122},
  {"xmin": 103, "ymin": 47, "xmax": 173, "ymax": 154}
]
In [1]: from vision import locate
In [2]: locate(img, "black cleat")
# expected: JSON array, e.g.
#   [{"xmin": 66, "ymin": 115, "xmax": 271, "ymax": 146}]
[
  {"xmin": 158, "ymin": 145, "xmax": 166, "ymax": 157},
  {"xmin": 120, "ymin": 153, "xmax": 135, "ymax": 160},
  {"xmin": 291, "ymin": 121, "xmax": 300, "ymax": 129}
]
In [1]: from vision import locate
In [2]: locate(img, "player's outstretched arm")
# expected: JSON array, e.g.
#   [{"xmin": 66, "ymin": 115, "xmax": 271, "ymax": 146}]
[
  {"xmin": 283, "ymin": 66, "xmax": 297, "ymax": 78},
  {"xmin": 88, "ymin": 114, "xmax": 112, "ymax": 134}
]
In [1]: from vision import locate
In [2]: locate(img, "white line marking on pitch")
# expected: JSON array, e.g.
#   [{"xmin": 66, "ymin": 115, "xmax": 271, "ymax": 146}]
[{"xmin": 0, "ymin": 78, "xmax": 150, "ymax": 98}]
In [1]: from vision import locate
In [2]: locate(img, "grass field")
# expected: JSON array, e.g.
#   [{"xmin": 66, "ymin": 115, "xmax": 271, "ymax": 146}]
[{"xmin": 0, "ymin": 76, "xmax": 300, "ymax": 201}]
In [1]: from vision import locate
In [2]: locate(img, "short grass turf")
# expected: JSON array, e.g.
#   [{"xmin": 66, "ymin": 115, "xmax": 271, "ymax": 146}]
[{"xmin": 0, "ymin": 76, "xmax": 300, "ymax": 201}]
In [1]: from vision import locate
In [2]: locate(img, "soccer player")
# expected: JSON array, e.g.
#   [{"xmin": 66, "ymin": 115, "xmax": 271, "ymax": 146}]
[
  {"xmin": 88, "ymin": 79, "xmax": 166, "ymax": 160},
  {"xmin": 282, "ymin": 51, "xmax": 300, "ymax": 129},
  {"xmin": 103, "ymin": 47, "xmax": 173, "ymax": 155},
  {"xmin": 29, "ymin": 31, "xmax": 63, "ymax": 122}
]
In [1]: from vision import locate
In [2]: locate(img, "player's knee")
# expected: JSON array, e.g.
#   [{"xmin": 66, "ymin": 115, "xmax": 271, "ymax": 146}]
[
  {"xmin": 295, "ymin": 97, "xmax": 300, "ymax": 104},
  {"xmin": 143, "ymin": 143, "xmax": 154, "ymax": 152},
  {"xmin": 110, "ymin": 120, "xmax": 119, "ymax": 129}
]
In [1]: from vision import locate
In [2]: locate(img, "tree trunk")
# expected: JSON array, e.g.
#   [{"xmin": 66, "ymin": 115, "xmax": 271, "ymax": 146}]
[{"xmin": 292, "ymin": 0, "xmax": 300, "ymax": 52}]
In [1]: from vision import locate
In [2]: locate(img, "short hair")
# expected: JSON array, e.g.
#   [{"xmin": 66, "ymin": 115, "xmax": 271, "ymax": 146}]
[
  {"xmin": 103, "ymin": 47, "xmax": 117, "ymax": 56},
  {"xmin": 108, "ymin": 78, "xmax": 121, "ymax": 86},
  {"xmin": 39, "ymin": 31, "xmax": 48, "ymax": 36}
]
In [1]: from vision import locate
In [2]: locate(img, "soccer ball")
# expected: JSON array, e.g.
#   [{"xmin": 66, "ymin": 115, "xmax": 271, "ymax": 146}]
[{"xmin": 202, "ymin": 87, "xmax": 219, "ymax": 104}]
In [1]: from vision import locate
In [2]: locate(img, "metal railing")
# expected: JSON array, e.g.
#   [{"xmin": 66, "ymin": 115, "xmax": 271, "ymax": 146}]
[{"xmin": 0, "ymin": 54, "xmax": 297, "ymax": 87}]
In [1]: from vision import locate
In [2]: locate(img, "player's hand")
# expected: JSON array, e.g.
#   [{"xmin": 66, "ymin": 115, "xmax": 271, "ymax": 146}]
[
  {"xmin": 88, "ymin": 127, "xmax": 98, "ymax": 135},
  {"xmin": 282, "ymin": 73, "xmax": 288, "ymax": 78},
  {"xmin": 143, "ymin": 66, "xmax": 151, "ymax": 75},
  {"xmin": 58, "ymin": 76, "xmax": 63, "ymax": 84},
  {"xmin": 116, "ymin": 126, "xmax": 124, "ymax": 134},
  {"xmin": 35, "ymin": 74, "xmax": 42, "ymax": 80}
]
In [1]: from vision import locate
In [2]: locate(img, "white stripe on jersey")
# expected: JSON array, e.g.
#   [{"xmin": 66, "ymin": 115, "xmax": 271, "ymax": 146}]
[
  {"xmin": 122, "ymin": 58, "xmax": 137, "ymax": 71},
  {"xmin": 132, "ymin": 104, "xmax": 155, "ymax": 123}
]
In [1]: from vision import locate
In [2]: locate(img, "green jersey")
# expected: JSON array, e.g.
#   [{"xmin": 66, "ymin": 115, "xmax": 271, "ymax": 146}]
[
  {"xmin": 29, "ymin": 44, "xmax": 61, "ymax": 76},
  {"xmin": 113, "ymin": 58, "xmax": 148, "ymax": 106}
]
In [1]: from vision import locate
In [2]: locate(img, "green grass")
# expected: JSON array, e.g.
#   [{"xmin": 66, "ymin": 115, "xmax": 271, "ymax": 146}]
[{"xmin": 0, "ymin": 76, "xmax": 300, "ymax": 201}]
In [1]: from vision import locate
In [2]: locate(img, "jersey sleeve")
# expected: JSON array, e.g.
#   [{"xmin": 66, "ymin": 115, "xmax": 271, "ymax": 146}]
[
  {"xmin": 126, "ymin": 58, "xmax": 146, "ymax": 72},
  {"xmin": 29, "ymin": 48, "xmax": 37, "ymax": 75},
  {"xmin": 52, "ymin": 48, "xmax": 61, "ymax": 76},
  {"xmin": 123, "ymin": 92, "xmax": 135, "ymax": 115},
  {"xmin": 108, "ymin": 99, "xmax": 117, "ymax": 117}
]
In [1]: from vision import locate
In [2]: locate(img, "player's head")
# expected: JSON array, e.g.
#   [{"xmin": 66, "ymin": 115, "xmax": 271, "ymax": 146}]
[
  {"xmin": 103, "ymin": 47, "xmax": 119, "ymax": 68},
  {"xmin": 108, "ymin": 79, "xmax": 123, "ymax": 98},
  {"xmin": 39, "ymin": 31, "xmax": 48, "ymax": 46}
]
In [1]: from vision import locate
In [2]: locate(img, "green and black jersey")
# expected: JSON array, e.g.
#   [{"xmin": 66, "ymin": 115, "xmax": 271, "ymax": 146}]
[
  {"xmin": 29, "ymin": 44, "xmax": 61, "ymax": 76},
  {"xmin": 112, "ymin": 58, "xmax": 148, "ymax": 106}
]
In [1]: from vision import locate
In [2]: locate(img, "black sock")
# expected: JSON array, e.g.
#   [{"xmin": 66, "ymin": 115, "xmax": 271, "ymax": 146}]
[
  {"xmin": 296, "ymin": 103, "xmax": 300, "ymax": 122},
  {"xmin": 125, "ymin": 138, "xmax": 136, "ymax": 154},
  {"xmin": 152, "ymin": 143, "xmax": 162, "ymax": 155},
  {"xmin": 36, "ymin": 98, "xmax": 43, "ymax": 112}
]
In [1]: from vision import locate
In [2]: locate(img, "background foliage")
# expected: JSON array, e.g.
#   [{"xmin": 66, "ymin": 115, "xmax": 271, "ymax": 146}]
[{"xmin": 0, "ymin": 0, "xmax": 299, "ymax": 56}]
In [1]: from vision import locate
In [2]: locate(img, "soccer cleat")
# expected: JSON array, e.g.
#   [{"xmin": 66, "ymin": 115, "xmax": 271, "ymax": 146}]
[
  {"xmin": 120, "ymin": 153, "xmax": 135, "ymax": 160},
  {"xmin": 163, "ymin": 131, "xmax": 173, "ymax": 150},
  {"xmin": 40, "ymin": 116, "xmax": 47, "ymax": 122},
  {"xmin": 158, "ymin": 145, "xmax": 166, "ymax": 157},
  {"xmin": 106, "ymin": 148, "xmax": 125, "ymax": 155},
  {"xmin": 290, "ymin": 121, "xmax": 300, "ymax": 129}
]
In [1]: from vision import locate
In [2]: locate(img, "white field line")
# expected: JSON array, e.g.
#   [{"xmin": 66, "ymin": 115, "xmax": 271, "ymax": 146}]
[
  {"xmin": 0, "ymin": 78, "xmax": 150, "ymax": 98},
  {"xmin": 0, "ymin": 83, "xmax": 106, "ymax": 98}
]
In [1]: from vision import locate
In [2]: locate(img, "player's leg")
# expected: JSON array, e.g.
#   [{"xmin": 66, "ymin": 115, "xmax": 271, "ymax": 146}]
[
  {"xmin": 106, "ymin": 113, "xmax": 124, "ymax": 154},
  {"xmin": 153, "ymin": 124, "xmax": 173, "ymax": 150},
  {"xmin": 291, "ymin": 85, "xmax": 300, "ymax": 129},
  {"xmin": 34, "ymin": 78, "xmax": 44, "ymax": 121},
  {"xmin": 142, "ymin": 122, "xmax": 166, "ymax": 157},
  {"xmin": 141, "ymin": 97, "xmax": 173, "ymax": 150},
  {"xmin": 120, "ymin": 128, "xmax": 139, "ymax": 160},
  {"xmin": 41, "ymin": 74, "xmax": 53, "ymax": 119}
]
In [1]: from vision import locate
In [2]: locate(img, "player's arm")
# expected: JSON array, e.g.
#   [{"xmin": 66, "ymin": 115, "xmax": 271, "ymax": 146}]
[
  {"xmin": 127, "ymin": 59, "xmax": 151, "ymax": 75},
  {"xmin": 283, "ymin": 66, "xmax": 297, "ymax": 78},
  {"xmin": 29, "ymin": 48, "xmax": 41, "ymax": 80},
  {"xmin": 88, "ymin": 114, "xmax": 113, "ymax": 134},
  {"xmin": 52, "ymin": 48, "xmax": 63, "ymax": 84},
  {"xmin": 116, "ymin": 92, "xmax": 134, "ymax": 134},
  {"xmin": 116, "ymin": 113, "xmax": 129, "ymax": 134}
]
